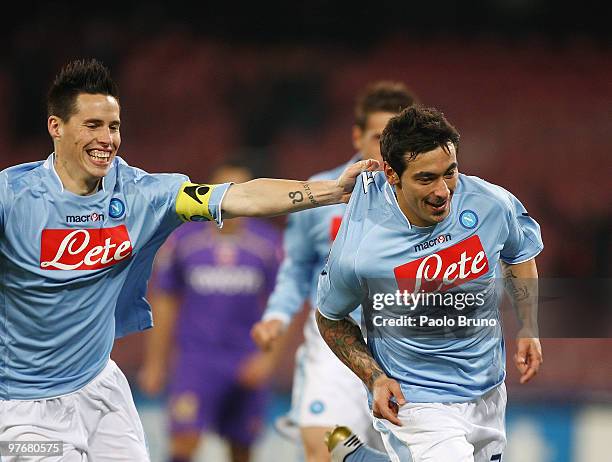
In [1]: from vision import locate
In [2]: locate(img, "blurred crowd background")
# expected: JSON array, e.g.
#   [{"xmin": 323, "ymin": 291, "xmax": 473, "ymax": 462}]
[{"xmin": 2, "ymin": 1, "xmax": 610, "ymax": 461}]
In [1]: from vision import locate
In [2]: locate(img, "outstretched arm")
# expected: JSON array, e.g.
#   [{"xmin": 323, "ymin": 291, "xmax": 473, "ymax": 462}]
[
  {"xmin": 502, "ymin": 258, "xmax": 543, "ymax": 384},
  {"xmin": 316, "ymin": 310, "xmax": 406, "ymax": 425},
  {"xmin": 222, "ymin": 159, "xmax": 378, "ymax": 218}
]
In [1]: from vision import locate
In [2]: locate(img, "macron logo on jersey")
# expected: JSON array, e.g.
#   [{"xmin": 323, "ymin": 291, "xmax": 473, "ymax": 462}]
[
  {"xmin": 40, "ymin": 225, "xmax": 133, "ymax": 270},
  {"xmin": 394, "ymin": 235, "xmax": 489, "ymax": 294},
  {"xmin": 66, "ymin": 212, "xmax": 105, "ymax": 223},
  {"xmin": 414, "ymin": 234, "xmax": 452, "ymax": 252}
]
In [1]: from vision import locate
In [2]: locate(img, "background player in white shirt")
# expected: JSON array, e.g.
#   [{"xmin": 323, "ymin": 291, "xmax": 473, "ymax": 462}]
[
  {"xmin": 0, "ymin": 58, "xmax": 377, "ymax": 461},
  {"xmin": 316, "ymin": 106, "xmax": 543, "ymax": 462}
]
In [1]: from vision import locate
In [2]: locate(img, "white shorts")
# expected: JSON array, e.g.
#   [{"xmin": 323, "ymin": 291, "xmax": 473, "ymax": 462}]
[
  {"xmin": 373, "ymin": 384, "xmax": 507, "ymax": 462},
  {"xmin": 288, "ymin": 312, "xmax": 382, "ymax": 448},
  {"xmin": 0, "ymin": 359, "xmax": 149, "ymax": 461}
]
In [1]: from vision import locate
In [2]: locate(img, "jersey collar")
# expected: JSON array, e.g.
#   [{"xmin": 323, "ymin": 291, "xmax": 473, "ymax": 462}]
[
  {"xmin": 384, "ymin": 177, "xmax": 463, "ymax": 234},
  {"xmin": 383, "ymin": 181, "xmax": 413, "ymax": 230},
  {"xmin": 43, "ymin": 153, "xmax": 64, "ymax": 192},
  {"xmin": 43, "ymin": 152, "xmax": 117, "ymax": 194}
]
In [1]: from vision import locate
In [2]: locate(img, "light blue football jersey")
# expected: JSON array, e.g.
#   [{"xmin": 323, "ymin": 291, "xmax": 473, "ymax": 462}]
[
  {"xmin": 317, "ymin": 171, "xmax": 543, "ymax": 403},
  {"xmin": 263, "ymin": 155, "xmax": 361, "ymax": 328},
  {"xmin": 0, "ymin": 154, "xmax": 229, "ymax": 399}
]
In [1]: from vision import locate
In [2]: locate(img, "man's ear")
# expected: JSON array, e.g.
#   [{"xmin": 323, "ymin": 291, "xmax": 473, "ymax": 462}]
[
  {"xmin": 384, "ymin": 161, "xmax": 400, "ymax": 185},
  {"xmin": 47, "ymin": 116, "xmax": 63, "ymax": 140}
]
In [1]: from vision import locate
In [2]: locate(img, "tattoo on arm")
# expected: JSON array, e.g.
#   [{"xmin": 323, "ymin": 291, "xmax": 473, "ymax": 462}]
[
  {"xmin": 302, "ymin": 182, "xmax": 318, "ymax": 206},
  {"xmin": 288, "ymin": 191, "xmax": 304, "ymax": 204},
  {"xmin": 503, "ymin": 267, "xmax": 530, "ymax": 302},
  {"xmin": 502, "ymin": 262, "xmax": 539, "ymax": 335},
  {"xmin": 316, "ymin": 311, "xmax": 385, "ymax": 390}
]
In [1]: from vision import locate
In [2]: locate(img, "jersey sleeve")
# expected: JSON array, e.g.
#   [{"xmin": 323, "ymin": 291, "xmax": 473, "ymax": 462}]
[
  {"xmin": 134, "ymin": 172, "xmax": 189, "ymax": 233},
  {"xmin": 500, "ymin": 190, "xmax": 544, "ymax": 264},
  {"xmin": 317, "ymin": 175, "xmax": 368, "ymax": 321},
  {"xmin": 175, "ymin": 181, "xmax": 232, "ymax": 227},
  {"xmin": 261, "ymin": 211, "xmax": 318, "ymax": 325}
]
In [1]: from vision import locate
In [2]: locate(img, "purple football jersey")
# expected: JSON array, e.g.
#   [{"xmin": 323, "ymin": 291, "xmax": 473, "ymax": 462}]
[{"xmin": 153, "ymin": 219, "xmax": 281, "ymax": 359}]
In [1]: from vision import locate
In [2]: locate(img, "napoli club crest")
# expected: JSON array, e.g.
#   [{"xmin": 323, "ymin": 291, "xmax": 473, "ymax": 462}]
[
  {"xmin": 109, "ymin": 198, "xmax": 126, "ymax": 219},
  {"xmin": 459, "ymin": 210, "xmax": 478, "ymax": 229}
]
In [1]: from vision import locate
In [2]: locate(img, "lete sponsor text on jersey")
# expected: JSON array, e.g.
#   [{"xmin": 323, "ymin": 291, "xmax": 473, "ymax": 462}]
[
  {"xmin": 394, "ymin": 235, "xmax": 489, "ymax": 294},
  {"xmin": 40, "ymin": 225, "xmax": 133, "ymax": 270}
]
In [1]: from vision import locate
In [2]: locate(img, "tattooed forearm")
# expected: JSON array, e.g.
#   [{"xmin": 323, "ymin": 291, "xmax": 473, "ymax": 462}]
[
  {"xmin": 501, "ymin": 260, "xmax": 539, "ymax": 335},
  {"xmin": 288, "ymin": 190, "xmax": 304, "ymax": 204},
  {"xmin": 503, "ymin": 267, "xmax": 530, "ymax": 302},
  {"xmin": 316, "ymin": 311, "xmax": 386, "ymax": 390},
  {"xmin": 287, "ymin": 183, "xmax": 319, "ymax": 206},
  {"xmin": 301, "ymin": 182, "xmax": 319, "ymax": 206}
]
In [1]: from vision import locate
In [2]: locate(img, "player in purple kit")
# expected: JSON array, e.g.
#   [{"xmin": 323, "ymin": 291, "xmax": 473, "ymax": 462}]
[
  {"xmin": 0, "ymin": 59, "xmax": 378, "ymax": 461},
  {"xmin": 140, "ymin": 162, "xmax": 284, "ymax": 462}
]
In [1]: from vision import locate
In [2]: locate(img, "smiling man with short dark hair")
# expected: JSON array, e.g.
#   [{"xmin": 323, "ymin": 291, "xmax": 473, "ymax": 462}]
[
  {"xmin": 317, "ymin": 106, "xmax": 544, "ymax": 462},
  {"xmin": 0, "ymin": 58, "xmax": 377, "ymax": 461}
]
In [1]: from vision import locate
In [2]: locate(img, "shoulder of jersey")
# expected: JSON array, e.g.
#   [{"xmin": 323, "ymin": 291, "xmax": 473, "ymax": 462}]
[
  {"xmin": 114, "ymin": 156, "xmax": 187, "ymax": 189},
  {"xmin": 114, "ymin": 156, "xmax": 146, "ymax": 185},
  {"xmin": 348, "ymin": 170, "xmax": 387, "ymax": 216},
  {"xmin": 457, "ymin": 174, "xmax": 513, "ymax": 211},
  {"xmin": 0, "ymin": 160, "xmax": 46, "ymax": 194}
]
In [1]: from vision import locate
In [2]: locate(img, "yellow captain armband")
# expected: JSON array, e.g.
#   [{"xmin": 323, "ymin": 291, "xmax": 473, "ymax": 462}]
[{"xmin": 175, "ymin": 181, "xmax": 219, "ymax": 222}]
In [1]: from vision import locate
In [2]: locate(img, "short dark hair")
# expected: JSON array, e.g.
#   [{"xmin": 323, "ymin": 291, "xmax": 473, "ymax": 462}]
[
  {"xmin": 381, "ymin": 106, "xmax": 460, "ymax": 177},
  {"xmin": 354, "ymin": 81, "xmax": 417, "ymax": 130},
  {"xmin": 47, "ymin": 58, "xmax": 119, "ymax": 121}
]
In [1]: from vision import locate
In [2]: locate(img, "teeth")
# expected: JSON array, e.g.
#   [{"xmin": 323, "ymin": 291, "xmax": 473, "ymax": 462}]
[{"xmin": 88, "ymin": 150, "xmax": 110, "ymax": 160}]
